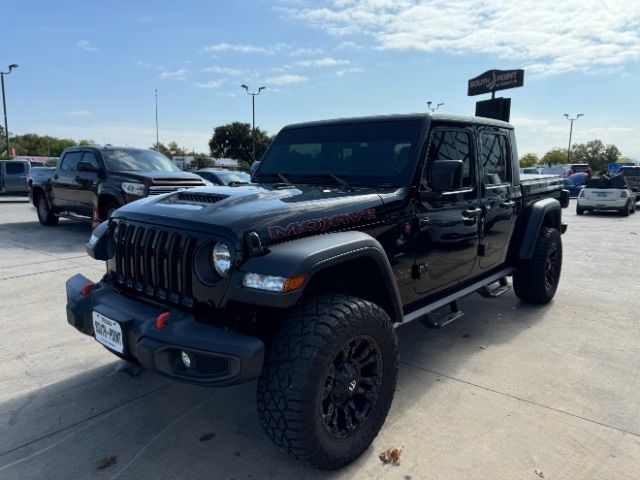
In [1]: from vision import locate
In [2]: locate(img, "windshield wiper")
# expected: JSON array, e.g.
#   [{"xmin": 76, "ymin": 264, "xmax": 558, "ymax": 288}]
[
  {"xmin": 276, "ymin": 173, "xmax": 292, "ymax": 184},
  {"xmin": 325, "ymin": 173, "xmax": 351, "ymax": 189}
]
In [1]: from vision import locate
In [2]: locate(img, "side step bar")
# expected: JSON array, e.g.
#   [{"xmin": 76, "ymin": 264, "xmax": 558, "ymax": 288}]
[
  {"xmin": 420, "ymin": 301, "xmax": 464, "ymax": 329},
  {"xmin": 477, "ymin": 277, "xmax": 511, "ymax": 298},
  {"xmin": 397, "ymin": 268, "xmax": 515, "ymax": 328}
]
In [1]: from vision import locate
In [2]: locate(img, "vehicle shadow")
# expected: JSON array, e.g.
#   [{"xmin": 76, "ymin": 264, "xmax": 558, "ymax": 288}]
[{"xmin": 0, "ymin": 290, "xmax": 545, "ymax": 479}]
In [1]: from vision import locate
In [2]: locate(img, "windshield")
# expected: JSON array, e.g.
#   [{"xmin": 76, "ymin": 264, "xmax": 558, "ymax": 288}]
[
  {"xmin": 102, "ymin": 149, "xmax": 180, "ymax": 172},
  {"xmin": 255, "ymin": 120, "xmax": 423, "ymax": 186}
]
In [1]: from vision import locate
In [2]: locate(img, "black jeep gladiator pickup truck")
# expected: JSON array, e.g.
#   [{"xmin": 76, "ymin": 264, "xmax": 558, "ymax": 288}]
[
  {"xmin": 32, "ymin": 146, "xmax": 206, "ymax": 226},
  {"xmin": 66, "ymin": 113, "xmax": 569, "ymax": 469}
]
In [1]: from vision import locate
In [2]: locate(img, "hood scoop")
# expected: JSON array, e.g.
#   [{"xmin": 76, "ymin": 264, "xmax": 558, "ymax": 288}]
[{"xmin": 169, "ymin": 191, "xmax": 229, "ymax": 205}]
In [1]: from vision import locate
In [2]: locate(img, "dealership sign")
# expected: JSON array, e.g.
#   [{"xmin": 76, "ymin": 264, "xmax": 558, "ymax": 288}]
[{"xmin": 468, "ymin": 69, "xmax": 524, "ymax": 96}]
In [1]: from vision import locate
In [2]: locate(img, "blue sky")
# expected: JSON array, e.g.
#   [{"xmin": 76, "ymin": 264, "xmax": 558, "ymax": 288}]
[{"xmin": 3, "ymin": 0, "xmax": 640, "ymax": 159}]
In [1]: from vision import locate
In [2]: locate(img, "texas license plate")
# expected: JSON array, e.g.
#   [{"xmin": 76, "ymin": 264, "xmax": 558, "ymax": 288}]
[{"xmin": 92, "ymin": 311, "xmax": 124, "ymax": 353}]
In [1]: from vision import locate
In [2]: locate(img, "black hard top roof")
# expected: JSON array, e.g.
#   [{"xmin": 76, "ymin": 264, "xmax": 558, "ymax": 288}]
[{"xmin": 281, "ymin": 112, "xmax": 513, "ymax": 130}]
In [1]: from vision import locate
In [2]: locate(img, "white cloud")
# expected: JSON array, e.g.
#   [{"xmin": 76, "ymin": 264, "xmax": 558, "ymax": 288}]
[
  {"xmin": 202, "ymin": 65, "xmax": 244, "ymax": 76},
  {"xmin": 266, "ymin": 74, "xmax": 308, "ymax": 85},
  {"xmin": 195, "ymin": 79, "xmax": 227, "ymax": 89},
  {"xmin": 205, "ymin": 42, "xmax": 267, "ymax": 54},
  {"xmin": 335, "ymin": 41, "xmax": 362, "ymax": 50},
  {"xmin": 290, "ymin": 47, "xmax": 325, "ymax": 56},
  {"xmin": 160, "ymin": 69, "xmax": 188, "ymax": 80},
  {"xmin": 295, "ymin": 57, "xmax": 350, "ymax": 67},
  {"xmin": 65, "ymin": 110, "xmax": 92, "ymax": 117},
  {"xmin": 135, "ymin": 60, "xmax": 165, "ymax": 71},
  {"xmin": 283, "ymin": 0, "xmax": 640, "ymax": 75},
  {"xmin": 334, "ymin": 67, "xmax": 363, "ymax": 76},
  {"xmin": 77, "ymin": 40, "xmax": 99, "ymax": 52},
  {"xmin": 26, "ymin": 123, "xmax": 211, "ymax": 152}
]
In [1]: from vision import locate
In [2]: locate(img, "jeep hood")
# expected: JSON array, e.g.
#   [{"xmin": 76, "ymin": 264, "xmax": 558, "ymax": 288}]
[{"xmin": 113, "ymin": 184, "xmax": 391, "ymax": 247}]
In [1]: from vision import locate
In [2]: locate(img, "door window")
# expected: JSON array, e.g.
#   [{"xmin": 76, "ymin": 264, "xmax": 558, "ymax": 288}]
[
  {"xmin": 480, "ymin": 133, "xmax": 510, "ymax": 185},
  {"xmin": 60, "ymin": 152, "xmax": 83, "ymax": 172},
  {"xmin": 423, "ymin": 129, "xmax": 473, "ymax": 190},
  {"xmin": 5, "ymin": 162, "xmax": 25, "ymax": 174}
]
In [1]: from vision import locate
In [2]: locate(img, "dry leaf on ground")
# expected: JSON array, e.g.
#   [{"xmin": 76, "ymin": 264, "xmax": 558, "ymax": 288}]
[{"xmin": 378, "ymin": 445, "xmax": 403, "ymax": 465}]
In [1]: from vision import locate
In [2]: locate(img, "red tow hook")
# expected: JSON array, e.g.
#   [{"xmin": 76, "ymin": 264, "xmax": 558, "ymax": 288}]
[
  {"xmin": 80, "ymin": 283, "xmax": 95, "ymax": 297},
  {"xmin": 155, "ymin": 311, "xmax": 171, "ymax": 329}
]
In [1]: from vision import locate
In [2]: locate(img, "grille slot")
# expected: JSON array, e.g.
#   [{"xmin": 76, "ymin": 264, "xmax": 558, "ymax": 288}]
[{"xmin": 113, "ymin": 222, "xmax": 197, "ymax": 308}]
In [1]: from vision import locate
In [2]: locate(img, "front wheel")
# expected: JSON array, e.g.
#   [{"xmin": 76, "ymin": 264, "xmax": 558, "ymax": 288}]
[
  {"xmin": 257, "ymin": 295, "xmax": 398, "ymax": 470},
  {"xmin": 513, "ymin": 227, "xmax": 562, "ymax": 304},
  {"xmin": 36, "ymin": 194, "xmax": 59, "ymax": 226}
]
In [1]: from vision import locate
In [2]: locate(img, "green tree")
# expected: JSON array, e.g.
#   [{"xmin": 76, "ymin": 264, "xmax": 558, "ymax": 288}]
[
  {"xmin": 151, "ymin": 141, "xmax": 188, "ymax": 158},
  {"xmin": 570, "ymin": 140, "xmax": 621, "ymax": 173},
  {"xmin": 9, "ymin": 133, "xmax": 94, "ymax": 157},
  {"xmin": 208, "ymin": 122, "xmax": 272, "ymax": 164},
  {"xmin": 541, "ymin": 148, "xmax": 568, "ymax": 165},
  {"xmin": 191, "ymin": 155, "xmax": 215, "ymax": 169},
  {"xmin": 519, "ymin": 153, "xmax": 539, "ymax": 168}
]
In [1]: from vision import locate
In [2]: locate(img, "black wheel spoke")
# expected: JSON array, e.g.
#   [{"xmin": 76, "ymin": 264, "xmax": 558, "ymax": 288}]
[{"xmin": 320, "ymin": 335, "xmax": 384, "ymax": 439}]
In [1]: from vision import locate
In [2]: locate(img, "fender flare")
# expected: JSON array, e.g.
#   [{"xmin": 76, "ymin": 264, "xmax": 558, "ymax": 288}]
[
  {"xmin": 226, "ymin": 231, "xmax": 403, "ymax": 323},
  {"xmin": 518, "ymin": 198, "xmax": 561, "ymax": 260}
]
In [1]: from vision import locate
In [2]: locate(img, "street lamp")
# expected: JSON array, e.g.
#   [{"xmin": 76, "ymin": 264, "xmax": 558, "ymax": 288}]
[
  {"xmin": 564, "ymin": 113, "xmax": 584, "ymax": 163},
  {"xmin": 427, "ymin": 101, "xmax": 444, "ymax": 113},
  {"xmin": 1, "ymin": 63, "xmax": 19, "ymax": 158},
  {"xmin": 241, "ymin": 84, "xmax": 266, "ymax": 163}
]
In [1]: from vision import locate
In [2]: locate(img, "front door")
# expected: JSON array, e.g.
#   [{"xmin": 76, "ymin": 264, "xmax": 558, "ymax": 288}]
[
  {"xmin": 52, "ymin": 150, "xmax": 83, "ymax": 209},
  {"xmin": 478, "ymin": 129, "xmax": 516, "ymax": 269},
  {"xmin": 414, "ymin": 127, "xmax": 480, "ymax": 294}
]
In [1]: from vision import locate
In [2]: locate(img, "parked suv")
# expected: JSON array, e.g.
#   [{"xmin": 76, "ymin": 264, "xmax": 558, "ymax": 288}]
[
  {"xmin": 66, "ymin": 113, "xmax": 569, "ymax": 469},
  {"xmin": 31, "ymin": 146, "xmax": 207, "ymax": 226}
]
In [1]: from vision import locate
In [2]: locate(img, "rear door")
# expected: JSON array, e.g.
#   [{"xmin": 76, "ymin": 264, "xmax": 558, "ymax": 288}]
[
  {"xmin": 4, "ymin": 161, "xmax": 28, "ymax": 193},
  {"xmin": 478, "ymin": 128, "xmax": 517, "ymax": 269},
  {"xmin": 414, "ymin": 126, "xmax": 481, "ymax": 294}
]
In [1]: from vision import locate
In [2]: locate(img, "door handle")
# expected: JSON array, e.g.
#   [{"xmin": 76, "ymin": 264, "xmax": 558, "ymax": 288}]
[{"xmin": 500, "ymin": 200, "xmax": 516, "ymax": 208}]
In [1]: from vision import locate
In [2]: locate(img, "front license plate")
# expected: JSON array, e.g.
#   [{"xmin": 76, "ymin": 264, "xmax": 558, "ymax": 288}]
[{"xmin": 92, "ymin": 311, "xmax": 124, "ymax": 353}]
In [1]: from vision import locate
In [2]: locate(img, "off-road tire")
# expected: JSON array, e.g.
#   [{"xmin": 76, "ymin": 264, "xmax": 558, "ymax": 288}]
[
  {"xmin": 36, "ymin": 193, "xmax": 59, "ymax": 226},
  {"xmin": 513, "ymin": 227, "xmax": 562, "ymax": 304},
  {"xmin": 101, "ymin": 200, "xmax": 120, "ymax": 221},
  {"xmin": 257, "ymin": 294, "xmax": 398, "ymax": 470}
]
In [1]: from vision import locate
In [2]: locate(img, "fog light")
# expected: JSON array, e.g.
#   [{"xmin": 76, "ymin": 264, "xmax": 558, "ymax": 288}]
[{"xmin": 180, "ymin": 351, "xmax": 192, "ymax": 368}]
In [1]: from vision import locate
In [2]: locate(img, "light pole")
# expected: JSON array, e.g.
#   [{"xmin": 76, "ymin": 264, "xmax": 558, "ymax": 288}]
[
  {"xmin": 1, "ymin": 64, "xmax": 19, "ymax": 157},
  {"xmin": 241, "ymin": 84, "xmax": 266, "ymax": 163},
  {"xmin": 155, "ymin": 88, "xmax": 159, "ymax": 147},
  {"xmin": 564, "ymin": 113, "xmax": 583, "ymax": 162},
  {"xmin": 427, "ymin": 101, "xmax": 444, "ymax": 113}
]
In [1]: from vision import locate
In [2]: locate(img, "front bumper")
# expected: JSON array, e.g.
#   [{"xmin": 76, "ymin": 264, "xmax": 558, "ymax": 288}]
[{"xmin": 66, "ymin": 273, "xmax": 264, "ymax": 387}]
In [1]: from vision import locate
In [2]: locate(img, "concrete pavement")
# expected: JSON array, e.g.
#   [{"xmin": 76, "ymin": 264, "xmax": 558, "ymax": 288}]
[{"xmin": 1, "ymin": 198, "xmax": 639, "ymax": 479}]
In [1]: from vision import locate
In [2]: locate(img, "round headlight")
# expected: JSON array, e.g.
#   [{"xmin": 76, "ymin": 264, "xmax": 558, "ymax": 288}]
[{"xmin": 212, "ymin": 242, "xmax": 232, "ymax": 277}]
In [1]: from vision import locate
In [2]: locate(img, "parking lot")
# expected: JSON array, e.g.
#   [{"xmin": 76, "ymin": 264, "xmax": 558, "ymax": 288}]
[{"xmin": 1, "ymin": 197, "xmax": 639, "ymax": 480}]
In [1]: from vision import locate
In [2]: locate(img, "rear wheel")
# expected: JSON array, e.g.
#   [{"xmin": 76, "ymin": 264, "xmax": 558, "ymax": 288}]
[
  {"xmin": 257, "ymin": 294, "xmax": 398, "ymax": 470},
  {"xmin": 620, "ymin": 201, "xmax": 630, "ymax": 217},
  {"xmin": 514, "ymin": 227, "xmax": 562, "ymax": 304},
  {"xmin": 576, "ymin": 205, "xmax": 585, "ymax": 215},
  {"xmin": 36, "ymin": 194, "xmax": 59, "ymax": 226}
]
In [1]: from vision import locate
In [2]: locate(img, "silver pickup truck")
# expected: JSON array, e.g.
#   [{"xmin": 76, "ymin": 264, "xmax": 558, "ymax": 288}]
[{"xmin": 0, "ymin": 159, "xmax": 47, "ymax": 194}]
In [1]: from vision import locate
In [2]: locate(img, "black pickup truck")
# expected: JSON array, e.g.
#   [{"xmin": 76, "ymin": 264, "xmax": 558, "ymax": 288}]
[
  {"xmin": 66, "ymin": 113, "xmax": 569, "ymax": 469},
  {"xmin": 31, "ymin": 146, "xmax": 206, "ymax": 226}
]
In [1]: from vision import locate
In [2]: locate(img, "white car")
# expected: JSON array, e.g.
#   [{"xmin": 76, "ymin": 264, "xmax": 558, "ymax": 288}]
[{"xmin": 577, "ymin": 179, "xmax": 637, "ymax": 216}]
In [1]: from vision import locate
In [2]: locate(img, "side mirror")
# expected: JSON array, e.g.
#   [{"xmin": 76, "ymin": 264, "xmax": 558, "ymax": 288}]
[
  {"xmin": 430, "ymin": 160, "xmax": 464, "ymax": 192},
  {"xmin": 77, "ymin": 161, "xmax": 99, "ymax": 173}
]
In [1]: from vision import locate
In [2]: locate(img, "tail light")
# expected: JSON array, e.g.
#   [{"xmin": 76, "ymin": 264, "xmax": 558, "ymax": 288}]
[
  {"xmin": 579, "ymin": 189, "xmax": 585, "ymax": 197},
  {"xmin": 620, "ymin": 191, "xmax": 628, "ymax": 198}
]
